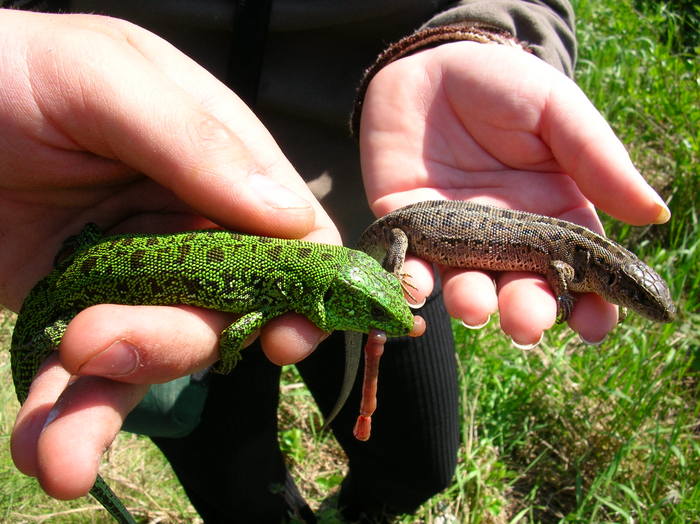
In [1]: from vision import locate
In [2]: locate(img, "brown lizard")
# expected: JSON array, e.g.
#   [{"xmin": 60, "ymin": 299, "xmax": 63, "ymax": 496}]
[{"xmin": 357, "ymin": 200, "xmax": 675, "ymax": 323}]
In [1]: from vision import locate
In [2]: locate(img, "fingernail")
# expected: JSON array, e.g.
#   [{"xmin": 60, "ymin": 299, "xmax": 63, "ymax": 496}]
[
  {"xmin": 580, "ymin": 333, "xmax": 606, "ymax": 346},
  {"xmin": 316, "ymin": 331, "xmax": 331, "ymax": 347},
  {"xmin": 249, "ymin": 173, "xmax": 311, "ymax": 209},
  {"xmin": 79, "ymin": 340, "xmax": 139, "ymax": 377},
  {"xmin": 42, "ymin": 405, "xmax": 61, "ymax": 432},
  {"xmin": 461, "ymin": 315, "xmax": 490, "ymax": 330},
  {"xmin": 408, "ymin": 297, "xmax": 426, "ymax": 309},
  {"xmin": 511, "ymin": 333, "xmax": 543, "ymax": 350},
  {"xmin": 644, "ymin": 186, "xmax": 671, "ymax": 224},
  {"xmin": 652, "ymin": 200, "xmax": 671, "ymax": 224}
]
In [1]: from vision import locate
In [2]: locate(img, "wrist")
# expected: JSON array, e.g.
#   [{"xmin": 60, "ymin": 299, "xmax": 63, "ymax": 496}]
[{"xmin": 351, "ymin": 22, "xmax": 531, "ymax": 137}]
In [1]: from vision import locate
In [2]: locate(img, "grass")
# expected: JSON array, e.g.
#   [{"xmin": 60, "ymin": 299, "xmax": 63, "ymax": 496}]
[{"xmin": 1, "ymin": 0, "xmax": 698, "ymax": 522}]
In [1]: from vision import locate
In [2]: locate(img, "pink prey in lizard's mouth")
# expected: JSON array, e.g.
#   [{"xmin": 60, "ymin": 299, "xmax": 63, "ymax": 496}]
[{"xmin": 354, "ymin": 314, "xmax": 425, "ymax": 441}]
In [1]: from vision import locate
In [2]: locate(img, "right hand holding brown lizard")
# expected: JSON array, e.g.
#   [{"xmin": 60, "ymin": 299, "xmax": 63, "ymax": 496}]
[{"xmin": 358, "ymin": 40, "xmax": 670, "ymax": 346}]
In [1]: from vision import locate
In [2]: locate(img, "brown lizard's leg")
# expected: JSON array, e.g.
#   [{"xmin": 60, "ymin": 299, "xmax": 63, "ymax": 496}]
[{"xmin": 384, "ymin": 228, "xmax": 419, "ymax": 301}]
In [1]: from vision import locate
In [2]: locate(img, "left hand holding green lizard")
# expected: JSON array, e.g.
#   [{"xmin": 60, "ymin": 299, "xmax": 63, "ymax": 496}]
[{"xmin": 2, "ymin": 12, "xmax": 338, "ymax": 501}]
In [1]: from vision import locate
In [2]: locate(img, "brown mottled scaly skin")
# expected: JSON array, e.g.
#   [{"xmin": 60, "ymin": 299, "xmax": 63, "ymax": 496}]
[
  {"xmin": 358, "ymin": 200, "xmax": 675, "ymax": 323},
  {"xmin": 10, "ymin": 224, "xmax": 415, "ymax": 524}
]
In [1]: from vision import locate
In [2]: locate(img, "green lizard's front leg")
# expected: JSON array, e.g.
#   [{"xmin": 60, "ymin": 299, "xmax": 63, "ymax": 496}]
[{"xmin": 216, "ymin": 310, "xmax": 278, "ymax": 373}]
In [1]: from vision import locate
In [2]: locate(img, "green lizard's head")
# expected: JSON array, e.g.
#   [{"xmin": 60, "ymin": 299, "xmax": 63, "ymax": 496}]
[{"xmin": 322, "ymin": 250, "xmax": 414, "ymax": 336}]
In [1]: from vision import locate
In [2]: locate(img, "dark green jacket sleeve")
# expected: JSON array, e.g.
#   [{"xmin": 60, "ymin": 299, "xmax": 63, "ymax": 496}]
[
  {"xmin": 423, "ymin": 0, "xmax": 576, "ymax": 76},
  {"xmin": 350, "ymin": 1, "xmax": 576, "ymax": 136}
]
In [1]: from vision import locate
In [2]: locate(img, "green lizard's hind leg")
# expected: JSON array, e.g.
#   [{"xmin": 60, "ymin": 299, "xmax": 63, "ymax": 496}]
[
  {"xmin": 53, "ymin": 223, "xmax": 104, "ymax": 269},
  {"xmin": 12, "ymin": 317, "xmax": 71, "ymax": 403},
  {"xmin": 214, "ymin": 311, "xmax": 272, "ymax": 373}
]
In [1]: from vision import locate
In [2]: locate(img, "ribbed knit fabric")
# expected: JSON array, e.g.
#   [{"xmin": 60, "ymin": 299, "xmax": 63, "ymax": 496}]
[
  {"xmin": 152, "ymin": 282, "xmax": 459, "ymax": 523},
  {"xmin": 151, "ymin": 346, "xmax": 311, "ymax": 522}
]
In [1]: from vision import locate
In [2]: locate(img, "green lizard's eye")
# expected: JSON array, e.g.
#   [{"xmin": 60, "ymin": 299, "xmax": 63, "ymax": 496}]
[{"xmin": 371, "ymin": 305, "xmax": 389, "ymax": 322}]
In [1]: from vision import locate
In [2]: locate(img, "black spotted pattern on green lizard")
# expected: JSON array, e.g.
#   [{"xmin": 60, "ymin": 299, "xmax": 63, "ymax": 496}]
[{"xmin": 12, "ymin": 224, "xmax": 416, "ymax": 401}]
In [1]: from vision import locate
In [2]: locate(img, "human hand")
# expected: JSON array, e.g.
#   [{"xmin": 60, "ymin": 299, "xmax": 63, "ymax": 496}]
[
  {"xmin": 3, "ymin": 10, "xmax": 338, "ymax": 499},
  {"xmin": 359, "ymin": 40, "xmax": 670, "ymax": 346}
]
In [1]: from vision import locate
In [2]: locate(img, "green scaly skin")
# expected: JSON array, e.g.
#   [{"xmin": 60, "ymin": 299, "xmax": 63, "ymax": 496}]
[{"xmin": 10, "ymin": 224, "xmax": 415, "ymax": 524}]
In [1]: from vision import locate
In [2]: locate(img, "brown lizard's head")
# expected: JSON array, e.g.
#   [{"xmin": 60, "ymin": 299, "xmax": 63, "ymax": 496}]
[{"xmin": 601, "ymin": 259, "xmax": 676, "ymax": 323}]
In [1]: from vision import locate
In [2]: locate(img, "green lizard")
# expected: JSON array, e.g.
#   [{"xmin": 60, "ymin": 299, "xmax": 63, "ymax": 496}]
[{"xmin": 10, "ymin": 223, "xmax": 420, "ymax": 524}]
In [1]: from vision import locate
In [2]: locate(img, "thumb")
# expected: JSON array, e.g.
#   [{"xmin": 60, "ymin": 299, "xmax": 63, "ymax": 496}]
[{"xmin": 26, "ymin": 12, "xmax": 319, "ymax": 238}]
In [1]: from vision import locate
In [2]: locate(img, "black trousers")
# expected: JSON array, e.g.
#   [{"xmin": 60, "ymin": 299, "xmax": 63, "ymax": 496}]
[{"xmin": 151, "ymin": 289, "xmax": 460, "ymax": 523}]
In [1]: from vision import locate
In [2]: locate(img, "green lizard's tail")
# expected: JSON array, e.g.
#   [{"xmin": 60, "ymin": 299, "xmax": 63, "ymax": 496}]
[{"xmin": 90, "ymin": 475, "xmax": 137, "ymax": 524}]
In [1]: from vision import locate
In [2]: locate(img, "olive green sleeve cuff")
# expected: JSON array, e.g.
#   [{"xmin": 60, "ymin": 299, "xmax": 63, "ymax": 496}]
[
  {"xmin": 350, "ymin": 22, "xmax": 531, "ymax": 137},
  {"xmin": 423, "ymin": 1, "xmax": 576, "ymax": 77}
]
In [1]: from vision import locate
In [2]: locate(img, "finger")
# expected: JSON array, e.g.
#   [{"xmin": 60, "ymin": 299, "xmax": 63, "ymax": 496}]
[
  {"xmin": 11, "ymin": 354, "xmax": 70, "ymax": 477},
  {"xmin": 260, "ymin": 313, "xmax": 329, "ymax": 365},
  {"xmin": 496, "ymin": 273, "xmax": 619, "ymax": 346},
  {"xmin": 401, "ymin": 256, "xmax": 435, "ymax": 306},
  {"xmin": 496, "ymin": 272, "xmax": 557, "ymax": 346},
  {"xmin": 106, "ymin": 16, "xmax": 340, "ymax": 244},
  {"xmin": 544, "ymin": 73, "xmax": 670, "ymax": 225},
  {"xmin": 59, "ymin": 303, "xmax": 329, "ymax": 377},
  {"xmin": 441, "ymin": 268, "xmax": 498, "ymax": 327},
  {"xmin": 25, "ymin": 14, "xmax": 324, "ymax": 238},
  {"xmin": 36, "ymin": 376, "xmax": 148, "ymax": 499},
  {"xmin": 59, "ymin": 304, "xmax": 233, "ymax": 382},
  {"xmin": 567, "ymin": 293, "xmax": 618, "ymax": 344},
  {"xmin": 10, "ymin": 353, "xmax": 147, "ymax": 499},
  {"xmin": 433, "ymin": 42, "xmax": 669, "ymax": 225}
]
